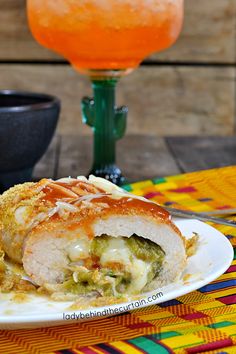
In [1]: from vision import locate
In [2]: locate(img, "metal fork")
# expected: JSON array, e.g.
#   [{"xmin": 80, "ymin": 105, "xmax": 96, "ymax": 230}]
[{"xmin": 164, "ymin": 206, "xmax": 236, "ymax": 227}]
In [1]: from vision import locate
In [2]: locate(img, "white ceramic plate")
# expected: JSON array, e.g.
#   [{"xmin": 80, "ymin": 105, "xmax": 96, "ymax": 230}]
[{"xmin": 0, "ymin": 219, "xmax": 233, "ymax": 329}]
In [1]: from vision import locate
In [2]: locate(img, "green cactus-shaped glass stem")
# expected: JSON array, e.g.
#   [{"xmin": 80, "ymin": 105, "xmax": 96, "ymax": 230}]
[{"xmin": 82, "ymin": 78, "xmax": 127, "ymax": 185}]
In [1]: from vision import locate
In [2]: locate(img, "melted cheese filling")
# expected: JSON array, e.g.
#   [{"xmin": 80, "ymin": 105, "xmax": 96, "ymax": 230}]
[
  {"xmin": 100, "ymin": 237, "xmax": 151, "ymax": 293},
  {"xmin": 67, "ymin": 235, "xmax": 157, "ymax": 295},
  {"xmin": 68, "ymin": 238, "xmax": 90, "ymax": 261}
]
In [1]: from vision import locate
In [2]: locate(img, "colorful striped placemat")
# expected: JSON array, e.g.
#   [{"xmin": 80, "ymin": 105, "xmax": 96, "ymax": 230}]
[{"xmin": 1, "ymin": 166, "xmax": 236, "ymax": 354}]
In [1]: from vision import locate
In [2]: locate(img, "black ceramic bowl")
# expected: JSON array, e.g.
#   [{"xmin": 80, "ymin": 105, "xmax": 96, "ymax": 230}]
[{"xmin": 0, "ymin": 90, "xmax": 60, "ymax": 192}]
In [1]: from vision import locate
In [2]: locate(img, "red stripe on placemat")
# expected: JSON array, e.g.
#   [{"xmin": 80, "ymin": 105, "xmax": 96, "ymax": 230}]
[
  {"xmin": 217, "ymin": 205, "xmax": 233, "ymax": 210},
  {"xmin": 54, "ymin": 351, "xmax": 76, "ymax": 354},
  {"xmin": 217, "ymin": 294, "xmax": 236, "ymax": 305},
  {"xmin": 181, "ymin": 312, "xmax": 208, "ymax": 320},
  {"xmin": 143, "ymin": 192, "xmax": 163, "ymax": 199},
  {"xmin": 170, "ymin": 187, "xmax": 197, "ymax": 193},
  {"xmin": 186, "ymin": 338, "xmax": 233, "ymax": 353},
  {"xmin": 226, "ymin": 265, "xmax": 236, "ymax": 273},
  {"xmin": 79, "ymin": 348, "xmax": 98, "ymax": 354}
]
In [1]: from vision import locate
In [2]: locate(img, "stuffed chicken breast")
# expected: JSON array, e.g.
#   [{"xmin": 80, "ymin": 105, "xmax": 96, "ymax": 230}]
[{"xmin": 0, "ymin": 176, "xmax": 187, "ymax": 298}]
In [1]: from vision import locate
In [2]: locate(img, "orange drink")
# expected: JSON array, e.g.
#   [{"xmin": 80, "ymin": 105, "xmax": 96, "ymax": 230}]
[
  {"xmin": 28, "ymin": 0, "xmax": 183, "ymax": 75},
  {"xmin": 27, "ymin": 0, "xmax": 184, "ymax": 184}
]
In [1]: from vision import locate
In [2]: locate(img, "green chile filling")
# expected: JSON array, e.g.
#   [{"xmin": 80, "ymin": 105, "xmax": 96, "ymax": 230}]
[{"xmin": 64, "ymin": 235, "xmax": 165, "ymax": 296}]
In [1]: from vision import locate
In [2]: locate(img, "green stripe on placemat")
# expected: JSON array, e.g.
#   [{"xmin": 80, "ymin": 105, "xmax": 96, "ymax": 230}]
[
  {"xmin": 208, "ymin": 321, "xmax": 235, "ymax": 329},
  {"xmin": 150, "ymin": 331, "xmax": 180, "ymax": 340},
  {"xmin": 121, "ymin": 184, "xmax": 133, "ymax": 192},
  {"xmin": 128, "ymin": 337, "xmax": 171, "ymax": 354},
  {"xmin": 122, "ymin": 178, "xmax": 167, "ymax": 191},
  {"xmin": 152, "ymin": 177, "xmax": 166, "ymax": 184}
]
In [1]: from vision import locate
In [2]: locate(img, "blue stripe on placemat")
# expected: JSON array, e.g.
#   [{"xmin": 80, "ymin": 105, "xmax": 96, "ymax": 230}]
[{"xmin": 199, "ymin": 280, "xmax": 236, "ymax": 293}]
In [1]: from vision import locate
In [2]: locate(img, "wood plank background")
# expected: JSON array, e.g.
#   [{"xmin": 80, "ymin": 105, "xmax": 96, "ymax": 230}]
[
  {"xmin": 34, "ymin": 135, "xmax": 236, "ymax": 182},
  {"xmin": 0, "ymin": 0, "xmax": 236, "ymax": 137}
]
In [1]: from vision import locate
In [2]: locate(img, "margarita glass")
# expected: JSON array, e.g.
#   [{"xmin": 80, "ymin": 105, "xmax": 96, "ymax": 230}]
[{"xmin": 27, "ymin": 0, "xmax": 184, "ymax": 184}]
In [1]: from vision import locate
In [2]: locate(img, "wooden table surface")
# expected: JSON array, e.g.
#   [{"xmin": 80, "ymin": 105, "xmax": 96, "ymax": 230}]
[{"xmin": 34, "ymin": 135, "xmax": 236, "ymax": 183}]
